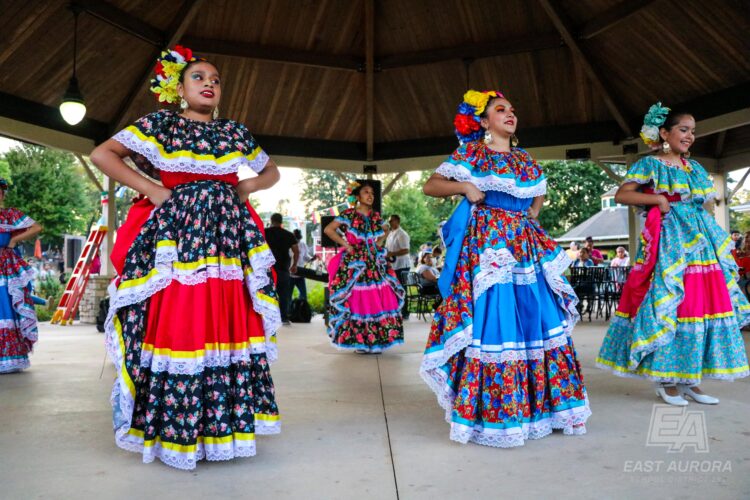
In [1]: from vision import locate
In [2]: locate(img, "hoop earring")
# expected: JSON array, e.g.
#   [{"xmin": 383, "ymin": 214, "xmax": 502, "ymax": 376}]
[
  {"xmin": 511, "ymin": 134, "xmax": 519, "ymax": 147},
  {"xmin": 662, "ymin": 141, "xmax": 671, "ymax": 154},
  {"xmin": 682, "ymin": 150, "xmax": 691, "ymax": 159},
  {"xmin": 180, "ymin": 98, "xmax": 189, "ymax": 111},
  {"xmin": 483, "ymin": 129, "xmax": 492, "ymax": 145},
  {"xmin": 212, "ymin": 107, "xmax": 219, "ymax": 120}
]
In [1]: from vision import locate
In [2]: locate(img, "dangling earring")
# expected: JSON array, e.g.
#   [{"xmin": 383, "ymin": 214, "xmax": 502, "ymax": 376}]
[
  {"xmin": 212, "ymin": 107, "xmax": 219, "ymax": 120},
  {"xmin": 483, "ymin": 129, "xmax": 492, "ymax": 145},
  {"xmin": 511, "ymin": 134, "xmax": 519, "ymax": 147},
  {"xmin": 682, "ymin": 150, "xmax": 691, "ymax": 159},
  {"xmin": 662, "ymin": 141, "xmax": 671, "ymax": 154},
  {"xmin": 180, "ymin": 97, "xmax": 189, "ymax": 111}
]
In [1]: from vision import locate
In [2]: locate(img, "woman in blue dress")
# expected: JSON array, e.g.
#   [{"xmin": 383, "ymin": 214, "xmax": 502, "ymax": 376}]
[
  {"xmin": 420, "ymin": 90, "xmax": 590, "ymax": 447},
  {"xmin": 0, "ymin": 178, "xmax": 43, "ymax": 373}
]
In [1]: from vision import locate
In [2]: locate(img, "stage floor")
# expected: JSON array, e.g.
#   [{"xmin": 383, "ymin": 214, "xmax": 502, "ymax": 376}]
[{"xmin": 1, "ymin": 317, "xmax": 748, "ymax": 499}]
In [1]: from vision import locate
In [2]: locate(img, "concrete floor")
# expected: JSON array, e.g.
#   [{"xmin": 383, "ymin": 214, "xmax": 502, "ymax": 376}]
[{"xmin": 1, "ymin": 317, "xmax": 749, "ymax": 500}]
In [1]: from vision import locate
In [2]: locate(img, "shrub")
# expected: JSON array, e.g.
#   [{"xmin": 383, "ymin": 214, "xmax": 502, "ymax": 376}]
[{"xmin": 306, "ymin": 281, "xmax": 326, "ymax": 314}]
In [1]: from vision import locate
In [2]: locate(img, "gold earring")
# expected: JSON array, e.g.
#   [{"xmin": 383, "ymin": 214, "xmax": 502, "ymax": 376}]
[
  {"xmin": 180, "ymin": 98, "xmax": 188, "ymax": 111},
  {"xmin": 212, "ymin": 107, "xmax": 219, "ymax": 120},
  {"xmin": 483, "ymin": 129, "xmax": 492, "ymax": 145},
  {"xmin": 511, "ymin": 134, "xmax": 519, "ymax": 147},
  {"xmin": 662, "ymin": 141, "xmax": 671, "ymax": 154}
]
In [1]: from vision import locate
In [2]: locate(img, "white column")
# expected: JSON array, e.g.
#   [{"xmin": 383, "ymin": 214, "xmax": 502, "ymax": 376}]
[
  {"xmin": 102, "ymin": 176, "xmax": 117, "ymax": 277},
  {"xmin": 711, "ymin": 171, "xmax": 730, "ymax": 231},
  {"xmin": 625, "ymin": 152, "xmax": 638, "ymax": 258}
]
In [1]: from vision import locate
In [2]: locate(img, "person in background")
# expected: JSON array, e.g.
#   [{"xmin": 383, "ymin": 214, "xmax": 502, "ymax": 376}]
[
  {"xmin": 584, "ymin": 236, "xmax": 604, "ymax": 265},
  {"xmin": 731, "ymin": 229, "xmax": 742, "ymax": 251},
  {"xmin": 566, "ymin": 241, "xmax": 580, "ymax": 262},
  {"xmin": 573, "ymin": 247, "xmax": 595, "ymax": 267},
  {"xmin": 266, "ymin": 213, "xmax": 299, "ymax": 325},
  {"xmin": 290, "ymin": 228, "xmax": 313, "ymax": 301},
  {"xmin": 610, "ymin": 246, "xmax": 630, "ymax": 267},
  {"xmin": 431, "ymin": 246, "xmax": 444, "ymax": 270},
  {"xmin": 385, "ymin": 214, "xmax": 411, "ymax": 319},
  {"xmin": 416, "ymin": 251, "xmax": 440, "ymax": 283}
]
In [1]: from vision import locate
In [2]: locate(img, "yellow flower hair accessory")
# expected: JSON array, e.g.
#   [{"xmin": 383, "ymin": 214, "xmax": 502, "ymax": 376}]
[
  {"xmin": 462, "ymin": 90, "xmax": 503, "ymax": 115},
  {"xmin": 149, "ymin": 45, "xmax": 201, "ymax": 104}
]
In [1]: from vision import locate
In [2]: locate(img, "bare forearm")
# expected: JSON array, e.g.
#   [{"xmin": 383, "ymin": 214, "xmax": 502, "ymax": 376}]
[
  {"xmin": 11, "ymin": 222, "xmax": 42, "ymax": 244},
  {"xmin": 423, "ymin": 175, "xmax": 468, "ymax": 198},
  {"xmin": 615, "ymin": 189, "xmax": 663, "ymax": 207},
  {"xmin": 531, "ymin": 195, "xmax": 544, "ymax": 213},
  {"xmin": 324, "ymin": 224, "xmax": 348, "ymax": 247},
  {"xmin": 90, "ymin": 146, "xmax": 160, "ymax": 197}
]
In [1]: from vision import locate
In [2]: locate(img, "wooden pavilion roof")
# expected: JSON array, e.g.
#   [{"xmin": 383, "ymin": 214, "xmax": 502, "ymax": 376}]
[{"xmin": 1, "ymin": 0, "xmax": 749, "ymax": 173}]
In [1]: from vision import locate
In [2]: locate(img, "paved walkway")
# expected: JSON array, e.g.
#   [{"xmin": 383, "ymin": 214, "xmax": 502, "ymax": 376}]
[{"xmin": 1, "ymin": 318, "xmax": 748, "ymax": 499}]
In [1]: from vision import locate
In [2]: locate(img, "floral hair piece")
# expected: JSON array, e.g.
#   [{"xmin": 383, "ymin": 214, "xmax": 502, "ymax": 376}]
[
  {"xmin": 149, "ymin": 45, "xmax": 203, "ymax": 104},
  {"xmin": 639, "ymin": 102, "xmax": 671, "ymax": 149},
  {"xmin": 0, "ymin": 178, "xmax": 7, "ymax": 191},
  {"xmin": 345, "ymin": 180, "xmax": 361, "ymax": 207},
  {"xmin": 453, "ymin": 90, "xmax": 505, "ymax": 144}
]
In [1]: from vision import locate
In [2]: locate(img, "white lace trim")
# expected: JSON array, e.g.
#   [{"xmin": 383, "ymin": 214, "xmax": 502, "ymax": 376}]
[
  {"xmin": 0, "ymin": 319, "xmax": 18, "ymax": 329},
  {"xmin": 142, "ymin": 346, "xmax": 274, "ymax": 375},
  {"xmin": 0, "ymin": 357, "xmax": 30, "ymax": 373},
  {"xmin": 448, "ymin": 404, "xmax": 591, "ymax": 448},
  {"xmin": 113, "ymin": 129, "xmax": 269, "ymax": 176},
  {"xmin": 436, "ymin": 162, "xmax": 547, "ymax": 199},
  {"xmin": 6, "ymin": 267, "xmax": 38, "ymax": 345},
  {"xmin": 473, "ymin": 248, "xmax": 516, "ymax": 300},
  {"xmin": 465, "ymin": 334, "xmax": 571, "ymax": 363}
]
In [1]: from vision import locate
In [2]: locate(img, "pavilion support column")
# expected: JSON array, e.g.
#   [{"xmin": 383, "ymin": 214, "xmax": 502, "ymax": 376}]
[
  {"xmin": 712, "ymin": 171, "xmax": 730, "ymax": 231},
  {"xmin": 625, "ymin": 152, "xmax": 639, "ymax": 258},
  {"xmin": 103, "ymin": 176, "xmax": 117, "ymax": 277}
]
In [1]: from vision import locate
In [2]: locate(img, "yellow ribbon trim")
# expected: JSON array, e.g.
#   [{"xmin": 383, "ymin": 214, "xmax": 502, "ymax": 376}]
[{"xmin": 597, "ymin": 357, "xmax": 749, "ymax": 378}]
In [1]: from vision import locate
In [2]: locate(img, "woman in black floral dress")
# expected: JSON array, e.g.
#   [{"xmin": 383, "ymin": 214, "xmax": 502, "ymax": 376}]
[{"xmin": 91, "ymin": 46, "xmax": 281, "ymax": 469}]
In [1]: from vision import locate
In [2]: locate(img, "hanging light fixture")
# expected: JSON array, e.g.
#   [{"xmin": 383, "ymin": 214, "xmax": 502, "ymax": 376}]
[{"xmin": 59, "ymin": 5, "xmax": 86, "ymax": 125}]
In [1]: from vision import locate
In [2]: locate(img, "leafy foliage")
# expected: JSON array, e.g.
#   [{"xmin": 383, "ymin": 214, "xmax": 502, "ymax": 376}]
[
  {"xmin": 300, "ymin": 170, "xmax": 354, "ymax": 212},
  {"xmin": 3, "ymin": 145, "xmax": 98, "ymax": 244},
  {"xmin": 537, "ymin": 160, "xmax": 618, "ymax": 237}
]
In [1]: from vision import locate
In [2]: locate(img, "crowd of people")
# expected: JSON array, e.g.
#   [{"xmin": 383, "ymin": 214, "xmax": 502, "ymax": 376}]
[
  {"xmin": 566, "ymin": 236, "xmax": 630, "ymax": 268},
  {"xmin": 2, "ymin": 45, "xmax": 747, "ymax": 471}
]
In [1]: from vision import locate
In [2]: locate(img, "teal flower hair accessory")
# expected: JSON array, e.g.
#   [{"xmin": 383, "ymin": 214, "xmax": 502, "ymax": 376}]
[{"xmin": 639, "ymin": 101, "xmax": 671, "ymax": 148}]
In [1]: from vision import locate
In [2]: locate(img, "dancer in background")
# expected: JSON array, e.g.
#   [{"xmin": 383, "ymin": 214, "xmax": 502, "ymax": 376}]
[
  {"xmin": 597, "ymin": 103, "xmax": 749, "ymax": 405},
  {"xmin": 420, "ymin": 90, "xmax": 589, "ymax": 447},
  {"xmin": 0, "ymin": 178, "xmax": 42, "ymax": 373},
  {"xmin": 325, "ymin": 181, "xmax": 404, "ymax": 353},
  {"xmin": 90, "ymin": 46, "xmax": 281, "ymax": 469}
]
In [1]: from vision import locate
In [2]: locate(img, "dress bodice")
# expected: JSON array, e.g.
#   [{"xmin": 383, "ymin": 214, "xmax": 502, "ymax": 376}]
[
  {"xmin": 113, "ymin": 109, "xmax": 268, "ymax": 188},
  {"xmin": 624, "ymin": 156, "xmax": 716, "ymax": 203},
  {"xmin": 334, "ymin": 208, "xmax": 385, "ymax": 244}
]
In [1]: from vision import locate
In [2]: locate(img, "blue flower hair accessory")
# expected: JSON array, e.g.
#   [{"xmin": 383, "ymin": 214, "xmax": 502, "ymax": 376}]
[
  {"xmin": 639, "ymin": 102, "xmax": 670, "ymax": 149},
  {"xmin": 453, "ymin": 90, "xmax": 505, "ymax": 144},
  {"xmin": 0, "ymin": 178, "xmax": 8, "ymax": 190},
  {"xmin": 345, "ymin": 180, "xmax": 361, "ymax": 207}
]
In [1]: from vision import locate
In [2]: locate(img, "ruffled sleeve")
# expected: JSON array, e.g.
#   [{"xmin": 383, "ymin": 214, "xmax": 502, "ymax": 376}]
[
  {"xmin": 111, "ymin": 110, "xmax": 270, "ymax": 177},
  {"xmin": 624, "ymin": 156, "xmax": 716, "ymax": 202},
  {"xmin": 0, "ymin": 208, "xmax": 34, "ymax": 232},
  {"xmin": 434, "ymin": 142, "xmax": 546, "ymax": 198},
  {"xmin": 333, "ymin": 209, "xmax": 353, "ymax": 228}
]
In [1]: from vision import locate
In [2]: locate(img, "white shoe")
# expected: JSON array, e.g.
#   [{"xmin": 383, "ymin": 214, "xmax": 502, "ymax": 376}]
[
  {"xmin": 679, "ymin": 385, "xmax": 719, "ymax": 405},
  {"xmin": 655, "ymin": 385, "xmax": 689, "ymax": 406}
]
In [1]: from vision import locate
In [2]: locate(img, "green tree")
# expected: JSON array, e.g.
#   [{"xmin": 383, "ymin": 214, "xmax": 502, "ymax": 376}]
[
  {"xmin": 537, "ymin": 160, "xmax": 618, "ymax": 237},
  {"xmin": 3, "ymin": 145, "xmax": 98, "ymax": 245},
  {"xmin": 300, "ymin": 170, "xmax": 354, "ymax": 213}
]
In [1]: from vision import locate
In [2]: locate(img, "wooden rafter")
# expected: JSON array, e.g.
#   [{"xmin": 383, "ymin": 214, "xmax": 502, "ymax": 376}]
[
  {"xmin": 112, "ymin": 0, "xmax": 204, "ymax": 132},
  {"xmin": 365, "ymin": 0, "xmax": 375, "ymax": 161},
  {"xmin": 595, "ymin": 161, "xmax": 624, "ymax": 183},
  {"xmin": 73, "ymin": 0, "xmax": 162, "ymax": 45},
  {"xmin": 381, "ymin": 172, "xmax": 405, "ymax": 196},
  {"xmin": 378, "ymin": 34, "xmax": 562, "ymax": 70},
  {"xmin": 578, "ymin": 0, "xmax": 660, "ymax": 40},
  {"xmin": 538, "ymin": 0, "xmax": 633, "ymax": 137},
  {"xmin": 74, "ymin": 153, "xmax": 104, "ymax": 192}
]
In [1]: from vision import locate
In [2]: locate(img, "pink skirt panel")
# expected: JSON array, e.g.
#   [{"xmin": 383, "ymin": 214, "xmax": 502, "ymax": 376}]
[
  {"xmin": 676, "ymin": 266, "xmax": 733, "ymax": 318},
  {"xmin": 348, "ymin": 286, "xmax": 400, "ymax": 315}
]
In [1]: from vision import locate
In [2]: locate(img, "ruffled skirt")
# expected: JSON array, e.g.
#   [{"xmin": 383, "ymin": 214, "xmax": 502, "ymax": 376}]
[
  {"xmin": 597, "ymin": 202, "xmax": 750, "ymax": 383},
  {"xmin": 105, "ymin": 181, "xmax": 281, "ymax": 470},
  {"xmin": 0, "ymin": 247, "xmax": 37, "ymax": 373},
  {"xmin": 327, "ymin": 245, "xmax": 404, "ymax": 352},
  {"xmin": 421, "ymin": 200, "xmax": 590, "ymax": 447}
]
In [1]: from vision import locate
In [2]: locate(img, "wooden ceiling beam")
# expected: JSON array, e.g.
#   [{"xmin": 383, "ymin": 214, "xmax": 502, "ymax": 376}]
[
  {"xmin": 378, "ymin": 34, "xmax": 562, "ymax": 70},
  {"xmin": 538, "ymin": 0, "xmax": 633, "ymax": 137},
  {"xmin": 111, "ymin": 0, "xmax": 204, "ymax": 132},
  {"xmin": 365, "ymin": 0, "xmax": 375, "ymax": 161},
  {"xmin": 182, "ymin": 36, "xmax": 362, "ymax": 71},
  {"xmin": 72, "ymin": 0, "xmax": 163, "ymax": 45},
  {"xmin": 578, "ymin": 0, "xmax": 660, "ymax": 40}
]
